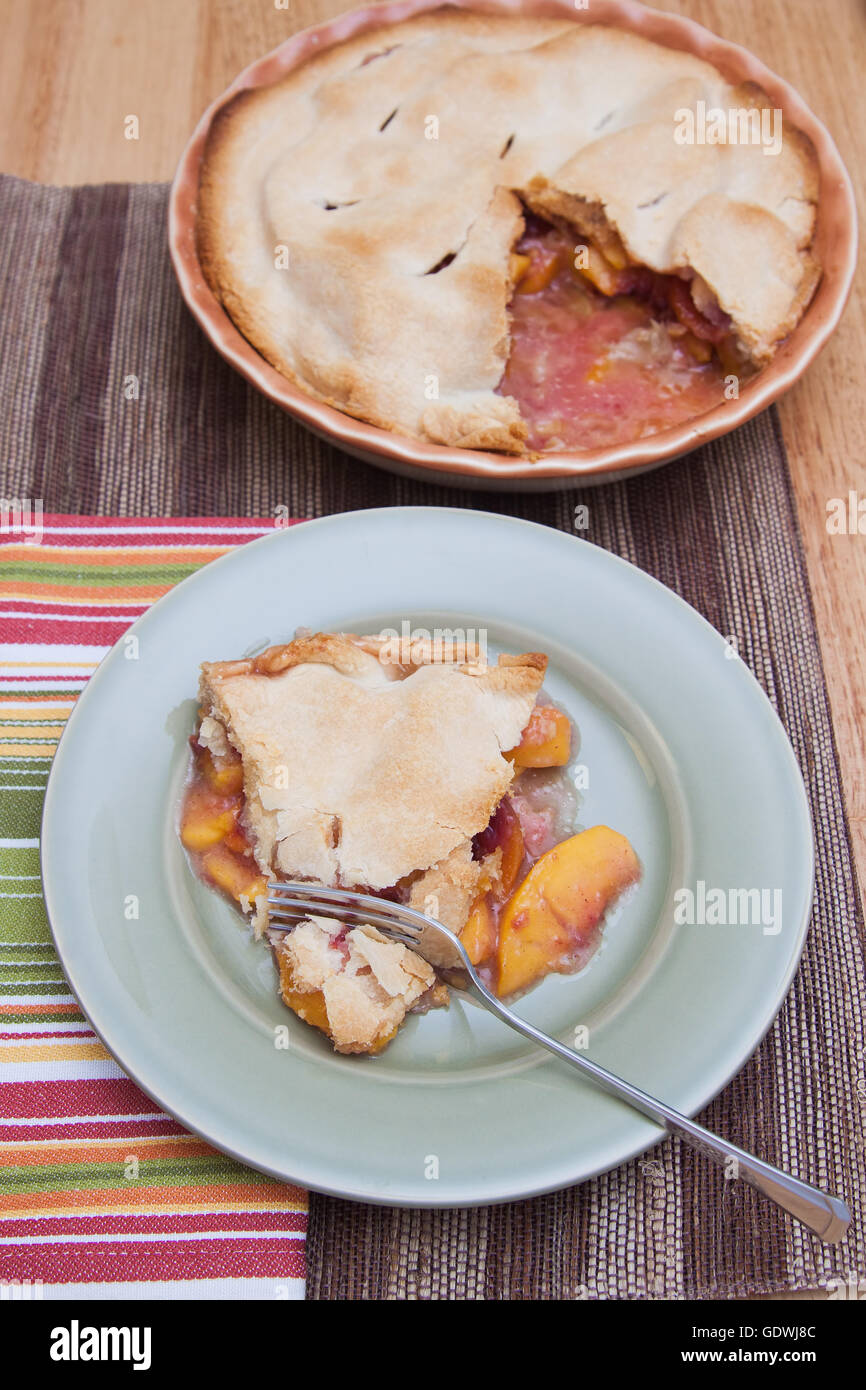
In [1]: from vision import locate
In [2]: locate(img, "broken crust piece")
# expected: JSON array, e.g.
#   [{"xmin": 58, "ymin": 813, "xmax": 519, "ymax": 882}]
[
  {"xmin": 197, "ymin": 10, "xmax": 820, "ymax": 450},
  {"xmin": 272, "ymin": 916, "xmax": 447, "ymax": 1054},
  {"xmin": 408, "ymin": 841, "xmax": 489, "ymax": 934},
  {"xmin": 198, "ymin": 632, "xmax": 546, "ymax": 892}
]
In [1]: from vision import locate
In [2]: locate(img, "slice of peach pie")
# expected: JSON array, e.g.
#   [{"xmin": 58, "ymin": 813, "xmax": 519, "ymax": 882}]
[{"xmin": 179, "ymin": 632, "xmax": 640, "ymax": 1053}]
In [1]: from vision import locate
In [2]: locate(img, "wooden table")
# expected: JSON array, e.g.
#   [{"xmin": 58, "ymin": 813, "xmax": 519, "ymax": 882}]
[{"xmin": 1, "ymin": 0, "xmax": 861, "ymax": 1301}]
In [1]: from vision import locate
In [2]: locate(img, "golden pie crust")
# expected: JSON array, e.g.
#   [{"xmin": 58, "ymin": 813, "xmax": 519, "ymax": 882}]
[
  {"xmin": 198, "ymin": 9, "xmax": 820, "ymax": 454},
  {"xmin": 198, "ymin": 631, "xmax": 545, "ymax": 892}
]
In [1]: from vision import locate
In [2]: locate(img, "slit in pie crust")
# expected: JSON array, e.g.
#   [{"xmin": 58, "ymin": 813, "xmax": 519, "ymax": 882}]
[
  {"xmin": 179, "ymin": 630, "xmax": 641, "ymax": 1054},
  {"xmin": 197, "ymin": 10, "xmax": 820, "ymax": 457}
]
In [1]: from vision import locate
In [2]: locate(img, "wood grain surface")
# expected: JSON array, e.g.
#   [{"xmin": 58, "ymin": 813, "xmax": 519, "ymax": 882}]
[{"xmin": 0, "ymin": 0, "xmax": 862, "ymax": 1301}]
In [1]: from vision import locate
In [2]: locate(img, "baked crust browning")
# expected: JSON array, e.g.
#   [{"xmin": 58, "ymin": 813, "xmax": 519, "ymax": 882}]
[
  {"xmin": 197, "ymin": 10, "xmax": 820, "ymax": 452},
  {"xmin": 198, "ymin": 631, "xmax": 546, "ymax": 890}
]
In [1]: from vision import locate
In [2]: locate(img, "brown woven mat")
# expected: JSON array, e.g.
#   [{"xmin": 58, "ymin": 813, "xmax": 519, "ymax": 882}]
[{"xmin": 1, "ymin": 173, "xmax": 864, "ymax": 1300}]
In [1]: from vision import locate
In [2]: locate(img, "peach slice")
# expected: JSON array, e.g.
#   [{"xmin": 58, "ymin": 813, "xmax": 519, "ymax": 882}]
[
  {"xmin": 514, "ymin": 245, "xmax": 562, "ymax": 294},
  {"xmin": 475, "ymin": 798, "xmax": 526, "ymax": 896},
  {"xmin": 597, "ymin": 231, "xmax": 629, "ymax": 271},
  {"xmin": 508, "ymin": 705, "xmax": 572, "ymax": 769},
  {"xmin": 223, "ymin": 826, "xmax": 253, "ymax": 855},
  {"xmin": 180, "ymin": 789, "xmax": 237, "ymax": 850},
  {"xmin": 499, "ymin": 808, "xmax": 526, "ymax": 894},
  {"xmin": 574, "ymin": 242, "xmax": 624, "ymax": 296},
  {"xmin": 277, "ymin": 958, "xmax": 399, "ymax": 1054},
  {"xmin": 460, "ymin": 892, "xmax": 497, "ymax": 967},
  {"xmin": 495, "ymin": 826, "xmax": 640, "ymax": 998},
  {"xmin": 510, "ymin": 251, "xmax": 531, "ymax": 283},
  {"xmin": 276, "ymin": 951, "xmax": 329, "ymax": 1032},
  {"xmin": 280, "ymin": 985, "xmax": 331, "ymax": 1037},
  {"xmin": 679, "ymin": 331, "xmax": 713, "ymax": 364},
  {"xmin": 201, "ymin": 747, "xmax": 244, "ymax": 795},
  {"xmin": 200, "ymin": 843, "xmax": 266, "ymax": 903}
]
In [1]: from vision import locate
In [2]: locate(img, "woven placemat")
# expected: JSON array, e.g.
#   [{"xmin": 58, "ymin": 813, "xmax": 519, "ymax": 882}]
[{"xmin": 1, "ymin": 173, "xmax": 863, "ymax": 1300}]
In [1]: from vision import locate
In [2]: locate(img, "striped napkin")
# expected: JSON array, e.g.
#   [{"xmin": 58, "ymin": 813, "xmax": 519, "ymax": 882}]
[{"xmin": 0, "ymin": 514, "xmax": 307, "ymax": 1300}]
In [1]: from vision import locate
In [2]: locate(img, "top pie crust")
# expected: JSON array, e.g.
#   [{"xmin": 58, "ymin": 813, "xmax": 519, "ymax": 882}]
[
  {"xmin": 198, "ymin": 9, "xmax": 820, "ymax": 454},
  {"xmin": 198, "ymin": 631, "xmax": 546, "ymax": 893}
]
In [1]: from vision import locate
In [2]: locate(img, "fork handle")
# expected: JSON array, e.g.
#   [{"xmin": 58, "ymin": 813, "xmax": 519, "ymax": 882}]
[{"xmin": 472, "ymin": 983, "xmax": 849, "ymax": 1244}]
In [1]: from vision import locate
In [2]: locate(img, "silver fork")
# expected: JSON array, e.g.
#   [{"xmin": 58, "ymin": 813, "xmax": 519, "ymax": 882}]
[{"xmin": 267, "ymin": 881, "xmax": 850, "ymax": 1243}]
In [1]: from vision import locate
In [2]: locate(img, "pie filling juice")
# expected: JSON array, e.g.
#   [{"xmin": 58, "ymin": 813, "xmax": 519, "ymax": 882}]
[{"xmin": 500, "ymin": 217, "xmax": 741, "ymax": 452}]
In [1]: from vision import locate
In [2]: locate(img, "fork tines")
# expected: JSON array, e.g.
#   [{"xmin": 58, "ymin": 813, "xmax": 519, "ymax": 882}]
[{"xmin": 266, "ymin": 880, "xmax": 426, "ymax": 947}]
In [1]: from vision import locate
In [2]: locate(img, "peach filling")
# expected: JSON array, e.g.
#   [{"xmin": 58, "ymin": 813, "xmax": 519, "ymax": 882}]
[
  {"xmin": 180, "ymin": 701, "xmax": 640, "ymax": 1007},
  {"xmin": 494, "ymin": 826, "xmax": 640, "ymax": 997},
  {"xmin": 180, "ymin": 736, "xmax": 267, "ymax": 908},
  {"xmin": 499, "ymin": 217, "xmax": 744, "ymax": 452},
  {"xmin": 507, "ymin": 703, "xmax": 571, "ymax": 768},
  {"xmin": 274, "ymin": 925, "xmax": 403, "ymax": 1055},
  {"xmin": 462, "ymin": 705, "xmax": 640, "ymax": 997}
]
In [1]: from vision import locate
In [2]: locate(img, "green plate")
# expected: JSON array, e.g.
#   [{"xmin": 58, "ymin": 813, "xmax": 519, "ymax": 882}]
[{"xmin": 41, "ymin": 508, "xmax": 814, "ymax": 1205}]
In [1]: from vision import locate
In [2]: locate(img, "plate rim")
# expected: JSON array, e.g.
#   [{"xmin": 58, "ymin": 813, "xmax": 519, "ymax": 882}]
[{"xmin": 40, "ymin": 507, "xmax": 816, "ymax": 1205}]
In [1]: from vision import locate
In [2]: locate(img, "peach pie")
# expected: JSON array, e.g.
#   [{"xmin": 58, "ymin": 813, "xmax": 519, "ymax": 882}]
[
  {"xmin": 198, "ymin": 9, "xmax": 820, "ymax": 456},
  {"xmin": 179, "ymin": 632, "xmax": 640, "ymax": 1053}
]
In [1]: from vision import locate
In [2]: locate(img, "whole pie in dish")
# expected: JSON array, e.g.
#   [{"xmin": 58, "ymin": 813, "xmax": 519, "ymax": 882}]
[
  {"xmin": 197, "ymin": 9, "xmax": 820, "ymax": 456},
  {"xmin": 179, "ymin": 631, "xmax": 641, "ymax": 1053}
]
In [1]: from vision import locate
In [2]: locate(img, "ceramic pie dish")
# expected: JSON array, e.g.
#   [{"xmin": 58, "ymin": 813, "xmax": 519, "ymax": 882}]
[{"xmin": 169, "ymin": 0, "xmax": 856, "ymax": 491}]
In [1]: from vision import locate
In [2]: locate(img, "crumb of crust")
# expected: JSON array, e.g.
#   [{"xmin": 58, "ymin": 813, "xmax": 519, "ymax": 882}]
[
  {"xmin": 409, "ymin": 842, "xmax": 484, "ymax": 933},
  {"xmin": 273, "ymin": 918, "xmax": 445, "ymax": 1053}
]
